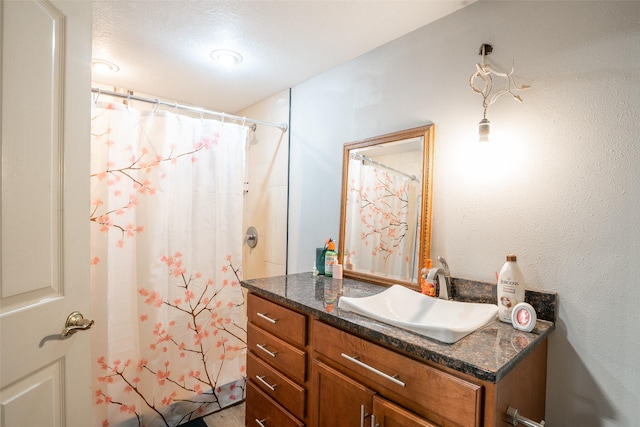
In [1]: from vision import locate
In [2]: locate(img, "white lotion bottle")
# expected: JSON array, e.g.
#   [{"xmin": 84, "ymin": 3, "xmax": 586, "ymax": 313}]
[{"xmin": 497, "ymin": 254, "xmax": 525, "ymax": 323}]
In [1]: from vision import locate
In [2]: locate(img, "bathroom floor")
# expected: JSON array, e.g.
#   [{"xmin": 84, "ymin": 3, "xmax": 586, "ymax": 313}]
[{"xmin": 203, "ymin": 402, "xmax": 245, "ymax": 426}]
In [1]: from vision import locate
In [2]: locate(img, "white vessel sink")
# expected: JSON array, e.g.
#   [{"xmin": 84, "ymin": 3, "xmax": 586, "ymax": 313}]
[{"xmin": 338, "ymin": 285, "xmax": 498, "ymax": 344}]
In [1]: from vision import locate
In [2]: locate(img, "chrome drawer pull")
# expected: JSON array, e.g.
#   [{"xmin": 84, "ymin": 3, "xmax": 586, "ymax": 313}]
[
  {"xmin": 257, "ymin": 312, "xmax": 278, "ymax": 324},
  {"xmin": 256, "ymin": 343, "xmax": 278, "ymax": 358},
  {"xmin": 506, "ymin": 406, "xmax": 545, "ymax": 427},
  {"xmin": 255, "ymin": 375, "xmax": 277, "ymax": 391},
  {"xmin": 255, "ymin": 418, "xmax": 267, "ymax": 427},
  {"xmin": 360, "ymin": 404, "xmax": 369, "ymax": 427},
  {"xmin": 341, "ymin": 353, "xmax": 406, "ymax": 387}
]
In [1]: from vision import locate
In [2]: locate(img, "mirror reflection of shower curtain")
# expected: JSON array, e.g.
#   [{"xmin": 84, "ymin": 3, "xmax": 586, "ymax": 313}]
[
  {"xmin": 345, "ymin": 159, "xmax": 418, "ymax": 281},
  {"xmin": 90, "ymin": 102, "xmax": 248, "ymax": 427}
]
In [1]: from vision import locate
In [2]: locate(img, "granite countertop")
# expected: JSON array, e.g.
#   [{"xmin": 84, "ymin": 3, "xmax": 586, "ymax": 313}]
[{"xmin": 241, "ymin": 273, "xmax": 555, "ymax": 383}]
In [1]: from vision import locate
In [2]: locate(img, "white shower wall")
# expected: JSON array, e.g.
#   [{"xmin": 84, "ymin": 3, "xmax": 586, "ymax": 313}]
[{"xmin": 237, "ymin": 90, "xmax": 290, "ymax": 280}]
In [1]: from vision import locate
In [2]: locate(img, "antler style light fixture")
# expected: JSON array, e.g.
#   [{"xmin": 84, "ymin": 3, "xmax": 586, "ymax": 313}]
[{"xmin": 470, "ymin": 44, "xmax": 530, "ymax": 142}]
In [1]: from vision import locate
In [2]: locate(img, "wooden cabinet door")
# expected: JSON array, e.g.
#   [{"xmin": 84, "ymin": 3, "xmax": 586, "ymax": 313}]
[
  {"xmin": 311, "ymin": 360, "xmax": 375, "ymax": 427},
  {"xmin": 372, "ymin": 395, "xmax": 439, "ymax": 427}
]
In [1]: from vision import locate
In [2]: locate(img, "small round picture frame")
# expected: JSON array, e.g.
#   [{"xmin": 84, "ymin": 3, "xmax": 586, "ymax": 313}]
[{"xmin": 511, "ymin": 302, "xmax": 536, "ymax": 332}]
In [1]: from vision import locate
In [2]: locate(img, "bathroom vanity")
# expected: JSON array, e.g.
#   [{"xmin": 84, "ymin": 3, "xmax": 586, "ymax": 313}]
[{"xmin": 243, "ymin": 273, "xmax": 554, "ymax": 427}]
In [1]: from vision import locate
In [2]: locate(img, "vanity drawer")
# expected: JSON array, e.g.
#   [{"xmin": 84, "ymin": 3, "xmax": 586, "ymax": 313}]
[
  {"xmin": 246, "ymin": 380, "xmax": 304, "ymax": 427},
  {"xmin": 248, "ymin": 352, "xmax": 306, "ymax": 420},
  {"xmin": 248, "ymin": 293, "xmax": 307, "ymax": 347},
  {"xmin": 248, "ymin": 323, "xmax": 306, "ymax": 384},
  {"xmin": 313, "ymin": 320, "xmax": 482, "ymax": 427}
]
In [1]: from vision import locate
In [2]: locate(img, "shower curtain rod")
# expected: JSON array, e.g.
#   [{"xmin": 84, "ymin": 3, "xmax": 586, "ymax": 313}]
[
  {"xmin": 350, "ymin": 152, "xmax": 419, "ymax": 182},
  {"xmin": 91, "ymin": 88, "xmax": 289, "ymax": 132}
]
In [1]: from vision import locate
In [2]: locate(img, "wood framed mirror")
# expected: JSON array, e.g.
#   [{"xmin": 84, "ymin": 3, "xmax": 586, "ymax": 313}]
[{"xmin": 339, "ymin": 125, "xmax": 434, "ymax": 289}]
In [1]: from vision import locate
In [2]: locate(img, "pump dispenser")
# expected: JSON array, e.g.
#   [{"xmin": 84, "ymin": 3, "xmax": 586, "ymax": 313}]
[
  {"xmin": 324, "ymin": 239, "xmax": 337, "ymax": 277},
  {"xmin": 497, "ymin": 254, "xmax": 525, "ymax": 323}
]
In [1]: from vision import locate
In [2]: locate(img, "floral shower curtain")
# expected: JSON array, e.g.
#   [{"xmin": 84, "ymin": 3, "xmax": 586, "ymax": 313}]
[
  {"xmin": 345, "ymin": 159, "xmax": 418, "ymax": 281},
  {"xmin": 90, "ymin": 102, "xmax": 248, "ymax": 427}
]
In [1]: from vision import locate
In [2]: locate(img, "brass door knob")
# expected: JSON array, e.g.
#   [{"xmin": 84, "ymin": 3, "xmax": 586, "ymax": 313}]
[{"xmin": 61, "ymin": 311, "xmax": 94, "ymax": 337}]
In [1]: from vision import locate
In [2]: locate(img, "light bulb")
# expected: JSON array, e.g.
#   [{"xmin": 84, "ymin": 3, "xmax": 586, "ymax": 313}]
[{"xmin": 478, "ymin": 118, "xmax": 491, "ymax": 143}]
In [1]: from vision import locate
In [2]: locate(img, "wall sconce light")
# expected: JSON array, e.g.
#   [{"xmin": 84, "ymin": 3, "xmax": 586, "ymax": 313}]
[{"xmin": 470, "ymin": 44, "xmax": 530, "ymax": 142}]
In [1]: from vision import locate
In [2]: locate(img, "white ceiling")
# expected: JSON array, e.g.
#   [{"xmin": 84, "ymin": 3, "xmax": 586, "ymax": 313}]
[{"xmin": 92, "ymin": 0, "xmax": 474, "ymax": 114}]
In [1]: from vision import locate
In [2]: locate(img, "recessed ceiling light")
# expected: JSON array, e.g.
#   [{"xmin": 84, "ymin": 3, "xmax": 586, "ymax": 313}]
[
  {"xmin": 92, "ymin": 58, "xmax": 120, "ymax": 73},
  {"xmin": 210, "ymin": 49, "xmax": 243, "ymax": 67}
]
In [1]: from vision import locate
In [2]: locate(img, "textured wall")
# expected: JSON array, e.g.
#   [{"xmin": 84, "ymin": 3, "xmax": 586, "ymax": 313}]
[{"xmin": 288, "ymin": 1, "xmax": 640, "ymax": 425}]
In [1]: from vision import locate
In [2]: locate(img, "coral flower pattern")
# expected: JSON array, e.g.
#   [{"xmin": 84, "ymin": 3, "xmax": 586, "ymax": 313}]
[
  {"xmin": 90, "ymin": 102, "xmax": 248, "ymax": 426},
  {"xmin": 94, "ymin": 257, "xmax": 246, "ymax": 426},
  {"xmin": 344, "ymin": 158, "xmax": 419, "ymax": 281}
]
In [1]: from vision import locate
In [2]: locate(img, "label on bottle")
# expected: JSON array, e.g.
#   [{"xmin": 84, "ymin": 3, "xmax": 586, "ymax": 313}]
[{"xmin": 497, "ymin": 261, "xmax": 525, "ymax": 323}]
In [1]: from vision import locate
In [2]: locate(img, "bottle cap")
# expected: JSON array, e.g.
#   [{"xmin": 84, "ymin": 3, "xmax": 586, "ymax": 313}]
[
  {"xmin": 327, "ymin": 239, "xmax": 335, "ymax": 251},
  {"xmin": 506, "ymin": 254, "xmax": 517, "ymax": 262}
]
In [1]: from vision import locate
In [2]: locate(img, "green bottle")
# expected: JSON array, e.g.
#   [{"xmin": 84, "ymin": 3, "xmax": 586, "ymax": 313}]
[{"xmin": 324, "ymin": 239, "xmax": 337, "ymax": 277}]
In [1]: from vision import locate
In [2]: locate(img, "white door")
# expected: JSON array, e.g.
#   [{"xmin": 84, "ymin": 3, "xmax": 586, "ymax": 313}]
[{"xmin": 0, "ymin": 1, "xmax": 92, "ymax": 426}]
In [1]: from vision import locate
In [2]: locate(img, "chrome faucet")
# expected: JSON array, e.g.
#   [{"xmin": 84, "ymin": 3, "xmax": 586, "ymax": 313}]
[
  {"xmin": 437, "ymin": 256, "xmax": 450, "ymax": 278},
  {"xmin": 421, "ymin": 256, "xmax": 452, "ymax": 300}
]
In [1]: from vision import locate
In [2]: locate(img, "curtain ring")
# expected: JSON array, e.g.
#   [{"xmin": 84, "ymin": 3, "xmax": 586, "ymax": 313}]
[
  {"xmin": 125, "ymin": 92, "xmax": 131, "ymax": 109},
  {"xmin": 241, "ymin": 116, "xmax": 246, "ymax": 128},
  {"xmin": 173, "ymin": 102, "xmax": 178, "ymax": 116},
  {"xmin": 221, "ymin": 112, "xmax": 225, "ymax": 126},
  {"xmin": 153, "ymin": 99, "xmax": 159, "ymax": 114},
  {"xmin": 200, "ymin": 108, "xmax": 205, "ymax": 121}
]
